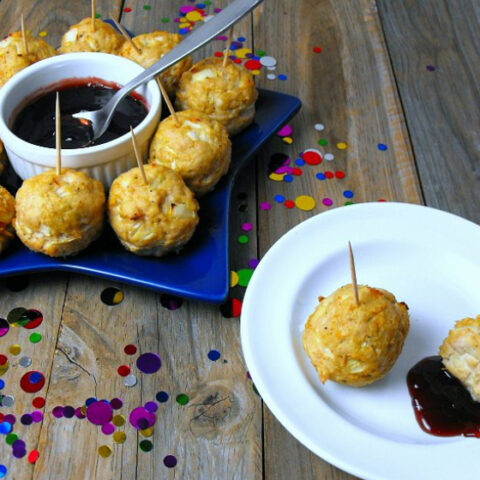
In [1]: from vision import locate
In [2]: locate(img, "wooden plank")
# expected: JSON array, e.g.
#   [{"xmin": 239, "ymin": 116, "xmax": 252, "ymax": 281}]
[
  {"xmin": 378, "ymin": 0, "xmax": 480, "ymax": 222},
  {"xmin": 0, "ymin": 0, "xmax": 124, "ymax": 42},
  {"xmin": 252, "ymin": 0, "xmax": 422, "ymax": 478},
  {"xmin": 0, "ymin": 273, "xmax": 68, "ymax": 480}
]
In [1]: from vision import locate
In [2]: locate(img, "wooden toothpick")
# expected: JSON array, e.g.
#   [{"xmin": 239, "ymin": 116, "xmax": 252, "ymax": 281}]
[
  {"xmin": 21, "ymin": 14, "xmax": 29, "ymax": 55},
  {"xmin": 91, "ymin": 0, "xmax": 96, "ymax": 32},
  {"xmin": 348, "ymin": 241, "xmax": 360, "ymax": 306},
  {"xmin": 55, "ymin": 92, "xmax": 62, "ymax": 176},
  {"xmin": 110, "ymin": 14, "xmax": 140, "ymax": 54},
  {"xmin": 156, "ymin": 78, "xmax": 179, "ymax": 126},
  {"xmin": 223, "ymin": 27, "xmax": 233, "ymax": 68},
  {"xmin": 130, "ymin": 126, "xmax": 147, "ymax": 185}
]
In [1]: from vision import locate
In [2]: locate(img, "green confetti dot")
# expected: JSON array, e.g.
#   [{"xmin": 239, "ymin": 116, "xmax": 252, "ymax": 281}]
[
  {"xmin": 205, "ymin": 0, "xmax": 211, "ymax": 4},
  {"xmin": 6, "ymin": 433, "xmax": 18, "ymax": 445},
  {"xmin": 143, "ymin": 4, "xmax": 151, "ymax": 10},
  {"xmin": 237, "ymin": 269, "xmax": 254, "ymax": 287},
  {"xmin": 256, "ymin": 50, "xmax": 265, "ymax": 57},
  {"xmin": 161, "ymin": 17, "xmax": 169, "ymax": 23},
  {"xmin": 318, "ymin": 138, "xmax": 328, "ymax": 146},
  {"xmin": 238, "ymin": 235, "xmax": 249, "ymax": 245},
  {"xmin": 345, "ymin": 201, "xmax": 355, "ymax": 206},
  {"xmin": 29, "ymin": 332, "xmax": 42, "ymax": 344},
  {"xmin": 95, "ymin": 13, "xmax": 101, "ymax": 18},
  {"xmin": 139, "ymin": 439, "xmax": 153, "ymax": 452},
  {"xmin": 176, "ymin": 393, "xmax": 189, "ymax": 406}
]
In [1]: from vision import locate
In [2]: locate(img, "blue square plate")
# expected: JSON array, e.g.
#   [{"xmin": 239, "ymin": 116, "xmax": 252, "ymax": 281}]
[{"xmin": 0, "ymin": 89, "xmax": 301, "ymax": 302}]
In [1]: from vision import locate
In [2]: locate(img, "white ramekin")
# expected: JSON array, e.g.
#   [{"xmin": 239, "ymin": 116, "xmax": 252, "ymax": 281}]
[{"xmin": 0, "ymin": 52, "xmax": 161, "ymax": 188}]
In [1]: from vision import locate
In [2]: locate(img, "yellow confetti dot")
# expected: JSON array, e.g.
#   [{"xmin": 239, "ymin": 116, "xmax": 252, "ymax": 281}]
[
  {"xmin": 113, "ymin": 431, "xmax": 126, "ymax": 444},
  {"xmin": 98, "ymin": 445, "xmax": 112, "ymax": 458},
  {"xmin": 113, "ymin": 290, "xmax": 124, "ymax": 305},
  {"xmin": 269, "ymin": 172, "xmax": 285, "ymax": 182},
  {"xmin": 0, "ymin": 362, "xmax": 9, "ymax": 376},
  {"xmin": 235, "ymin": 47, "xmax": 252, "ymax": 59},
  {"xmin": 295, "ymin": 195, "xmax": 316, "ymax": 211},
  {"xmin": 230, "ymin": 271, "xmax": 239, "ymax": 287},
  {"xmin": 186, "ymin": 10, "xmax": 203, "ymax": 22},
  {"xmin": 179, "ymin": 17, "xmax": 189, "ymax": 23},
  {"xmin": 336, "ymin": 142, "xmax": 348, "ymax": 150},
  {"xmin": 81, "ymin": 405, "xmax": 87, "ymax": 415},
  {"xmin": 282, "ymin": 137, "xmax": 293, "ymax": 144},
  {"xmin": 9, "ymin": 344, "xmax": 21, "ymax": 355},
  {"xmin": 39, "ymin": 31, "xmax": 47, "ymax": 37},
  {"xmin": 140, "ymin": 427, "xmax": 154, "ymax": 437},
  {"xmin": 112, "ymin": 414, "xmax": 125, "ymax": 427},
  {"xmin": 251, "ymin": 69, "xmax": 261, "ymax": 76}
]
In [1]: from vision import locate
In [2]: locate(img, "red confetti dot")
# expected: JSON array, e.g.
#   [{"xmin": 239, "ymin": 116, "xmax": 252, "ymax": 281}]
[
  {"xmin": 20, "ymin": 371, "xmax": 45, "ymax": 393},
  {"xmin": 325, "ymin": 171, "xmax": 334, "ymax": 179},
  {"xmin": 284, "ymin": 200, "xmax": 295, "ymax": 209},
  {"xmin": 378, "ymin": 199, "xmax": 387, "ymax": 202},
  {"xmin": 335, "ymin": 170, "xmax": 346, "ymax": 179},
  {"xmin": 123, "ymin": 7, "xmax": 132, "ymax": 12},
  {"xmin": 234, "ymin": 58, "xmax": 242, "ymax": 64},
  {"xmin": 302, "ymin": 151, "xmax": 322, "ymax": 165},
  {"xmin": 231, "ymin": 298, "xmax": 242, "ymax": 317},
  {"xmin": 214, "ymin": 51, "xmax": 223, "ymax": 57},
  {"xmin": 292, "ymin": 168, "xmax": 303, "ymax": 176},
  {"xmin": 124, "ymin": 344, "xmax": 137, "ymax": 355},
  {"xmin": 313, "ymin": 46, "xmax": 322, "ymax": 53},
  {"xmin": 117, "ymin": 365, "xmax": 131, "ymax": 377},
  {"xmin": 0, "ymin": 413, "xmax": 4, "ymax": 422},
  {"xmin": 0, "ymin": 354, "xmax": 7, "ymax": 365},
  {"xmin": 28, "ymin": 450, "xmax": 39, "ymax": 464},
  {"xmin": 244, "ymin": 59, "xmax": 262, "ymax": 70},
  {"xmin": 32, "ymin": 397, "xmax": 46, "ymax": 408}
]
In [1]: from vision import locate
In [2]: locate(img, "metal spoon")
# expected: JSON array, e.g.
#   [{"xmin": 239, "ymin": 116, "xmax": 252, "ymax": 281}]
[{"xmin": 73, "ymin": 0, "xmax": 264, "ymax": 143}]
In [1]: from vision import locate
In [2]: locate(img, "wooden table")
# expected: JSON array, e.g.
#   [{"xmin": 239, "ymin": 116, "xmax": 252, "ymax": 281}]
[{"xmin": 0, "ymin": 0, "xmax": 478, "ymax": 478}]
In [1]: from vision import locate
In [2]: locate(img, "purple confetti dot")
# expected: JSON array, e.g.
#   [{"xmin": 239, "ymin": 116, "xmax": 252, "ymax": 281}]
[
  {"xmin": 31, "ymin": 411, "xmax": 43, "ymax": 423},
  {"xmin": 144, "ymin": 401, "xmax": 158, "ymax": 413},
  {"xmin": 214, "ymin": 7, "xmax": 222, "ymax": 12},
  {"xmin": 75, "ymin": 407, "xmax": 86, "ymax": 419},
  {"xmin": 52, "ymin": 406, "xmax": 64, "ymax": 418},
  {"xmin": 12, "ymin": 448, "xmax": 26, "ymax": 459},
  {"xmin": 248, "ymin": 258, "xmax": 259, "ymax": 268},
  {"xmin": 216, "ymin": 35, "xmax": 227, "ymax": 41},
  {"xmin": 129, "ymin": 407, "xmax": 156, "ymax": 430},
  {"xmin": 110, "ymin": 398, "xmax": 123, "ymax": 410},
  {"xmin": 164, "ymin": 455, "xmax": 177, "ymax": 468},
  {"xmin": 136, "ymin": 353, "xmax": 162, "ymax": 374},
  {"xmin": 63, "ymin": 406, "xmax": 75, "ymax": 418},
  {"xmin": 3, "ymin": 415, "xmax": 15, "ymax": 426},
  {"xmin": 241, "ymin": 223, "xmax": 252, "ymax": 232},
  {"xmin": 20, "ymin": 414, "xmax": 33, "ymax": 425},
  {"xmin": 101, "ymin": 423, "xmax": 115, "ymax": 435},
  {"xmin": 426, "ymin": 65, "xmax": 435, "ymax": 71},
  {"xmin": 260, "ymin": 202, "xmax": 271, "ymax": 211},
  {"xmin": 12, "ymin": 439, "xmax": 26, "ymax": 449},
  {"xmin": 322, "ymin": 198, "xmax": 333, "ymax": 206},
  {"xmin": 86, "ymin": 401, "xmax": 113, "ymax": 426}
]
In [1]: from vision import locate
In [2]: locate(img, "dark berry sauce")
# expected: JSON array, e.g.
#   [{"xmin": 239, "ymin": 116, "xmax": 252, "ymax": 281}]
[
  {"xmin": 12, "ymin": 77, "xmax": 148, "ymax": 149},
  {"xmin": 407, "ymin": 355, "xmax": 480, "ymax": 437}
]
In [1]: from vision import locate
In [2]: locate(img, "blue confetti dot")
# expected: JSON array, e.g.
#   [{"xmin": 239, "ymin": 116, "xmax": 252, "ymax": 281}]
[
  {"xmin": 208, "ymin": 350, "xmax": 221, "ymax": 361},
  {"xmin": 377, "ymin": 143, "xmax": 388, "ymax": 151},
  {"xmin": 196, "ymin": 3, "xmax": 206, "ymax": 7},
  {"xmin": 274, "ymin": 194, "xmax": 285, "ymax": 203},
  {"xmin": 237, "ymin": 36, "xmax": 246, "ymax": 42},
  {"xmin": 278, "ymin": 74, "xmax": 287, "ymax": 81},
  {"xmin": 295, "ymin": 158, "xmax": 305, "ymax": 166},
  {"xmin": 85, "ymin": 397, "xmax": 97, "ymax": 406},
  {"xmin": 156, "ymin": 391, "xmax": 169, "ymax": 403},
  {"xmin": 283, "ymin": 174, "xmax": 293, "ymax": 183},
  {"xmin": 0, "ymin": 421, "xmax": 12, "ymax": 434},
  {"xmin": 343, "ymin": 190, "xmax": 354, "ymax": 198},
  {"xmin": 179, "ymin": 28, "xmax": 189, "ymax": 35},
  {"xmin": 0, "ymin": 379, "xmax": 4, "ymax": 390},
  {"xmin": 251, "ymin": 55, "xmax": 260, "ymax": 60},
  {"xmin": 30, "ymin": 372, "xmax": 42, "ymax": 384},
  {"xmin": 316, "ymin": 172, "xmax": 326, "ymax": 180},
  {"xmin": 0, "ymin": 465, "xmax": 7, "ymax": 478}
]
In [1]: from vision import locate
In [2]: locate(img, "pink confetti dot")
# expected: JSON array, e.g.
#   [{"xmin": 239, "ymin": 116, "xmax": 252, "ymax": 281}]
[
  {"xmin": 101, "ymin": 423, "xmax": 115, "ymax": 435},
  {"xmin": 242, "ymin": 223, "xmax": 253, "ymax": 231},
  {"xmin": 322, "ymin": 198, "xmax": 333, "ymax": 206},
  {"xmin": 276, "ymin": 124, "xmax": 292, "ymax": 137},
  {"xmin": 260, "ymin": 202, "xmax": 271, "ymax": 210},
  {"xmin": 179, "ymin": 5, "xmax": 195, "ymax": 14}
]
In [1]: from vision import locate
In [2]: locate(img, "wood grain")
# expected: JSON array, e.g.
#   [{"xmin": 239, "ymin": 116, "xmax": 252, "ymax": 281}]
[
  {"xmin": 378, "ymin": 0, "xmax": 480, "ymax": 223},
  {"xmin": 252, "ymin": 0, "xmax": 421, "ymax": 478}
]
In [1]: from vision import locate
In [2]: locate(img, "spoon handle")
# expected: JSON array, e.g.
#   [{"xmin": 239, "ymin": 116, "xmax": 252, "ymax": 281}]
[{"xmin": 111, "ymin": 0, "xmax": 263, "ymax": 104}]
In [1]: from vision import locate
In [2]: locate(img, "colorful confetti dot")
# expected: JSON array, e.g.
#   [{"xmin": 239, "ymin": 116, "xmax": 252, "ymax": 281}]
[
  {"xmin": 377, "ymin": 143, "xmax": 388, "ymax": 151},
  {"xmin": 318, "ymin": 138, "xmax": 328, "ymax": 146},
  {"xmin": 316, "ymin": 172, "xmax": 326, "ymax": 180},
  {"xmin": 248, "ymin": 258, "xmax": 259, "ymax": 268},
  {"xmin": 313, "ymin": 46, "xmax": 322, "ymax": 53},
  {"xmin": 9, "ymin": 344, "xmax": 21, "ymax": 355},
  {"xmin": 101, "ymin": 287, "xmax": 124, "ymax": 305},
  {"xmin": 219, "ymin": 298, "xmax": 242, "ymax": 318},
  {"xmin": 337, "ymin": 142, "xmax": 348, "ymax": 150},
  {"xmin": 124, "ymin": 344, "xmax": 137, "ymax": 355},
  {"xmin": 335, "ymin": 170, "xmax": 346, "ymax": 179},
  {"xmin": 208, "ymin": 350, "xmax": 221, "ymax": 361},
  {"xmin": 314, "ymin": 123, "xmax": 324, "ymax": 131},
  {"xmin": 113, "ymin": 431, "xmax": 126, "ymax": 444},
  {"xmin": 324, "ymin": 153, "xmax": 334, "ymax": 161},
  {"xmin": 284, "ymin": 200, "xmax": 295, "ymax": 209},
  {"xmin": 343, "ymin": 190, "xmax": 354, "ymax": 198},
  {"xmin": 164, "ymin": 455, "xmax": 178, "ymax": 468},
  {"xmin": 39, "ymin": 31, "xmax": 48, "ymax": 37},
  {"xmin": 267, "ymin": 73, "xmax": 276, "ymax": 80},
  {"xmin": 276, "ymin": 124, "xmax": 292, "ymax": 137},
  {"xmin": 20, "ymin": 371, "xmax": 45, "ymax": 393},
  {"xmin": 0, "ymin": 465, "xmax": 6, "ymax": 478},
  {"xmin": 32, "ymin": 397, "xmax": 45, "ymax": 408},
  {"xmin": 322, "ymin": 198, "xmax": 333, "ymax": 206},
  {"xmin": 295, "ymin": 195, "xmax": 316, "ymax": 211},
  {"xmin": 426, "ymin": 65, "xmax": 435, "ymax": 71},
  {"xmin": 124, "ymin": 374, "xmax": 137, "ymax": 387},
  {"xmin": 274, "ymin": 194, "xmax": 285, "ymax": 203},
  {"xmin": 0, "ymin": 319, "xmax": 8, "ymax": 337},
  {"xmin": 283, "ymin": 174, "xmax": 293, "ymax": 183},
  {"xmin": 278, "ymin": 74, "xmax": 287, "ymax": 81},
  {"xmin": 143, "ymin": 5, "xmax": 152, "ymax": 10},
  {"xmin": 137, "ymin": 353, "xmax": 161, "ymax": 374},
  {"xmin": 303, "ymin": 149, "xmax": 322, "ymax": 165},
  {"xmin": 176, "ymin": 393, "xmax": 189, "ymax": 406},
  {"xmin": 230, "ymin": 270, "xmax": 239, "ymax": 287},
  {"xmin": 98, "ymin": 445, "xmax": 112, "ymax": 458},
  {"xmin": 156, "ymin": 391, "xmax": 169, "ymax": 403},
  {"xmin": 112, "ymin": 414, "xmax": 125, "ymax": 427},
  {"xmin": 241, "ymin": 222, "xmax": 253, "ymax": 231},
  {"xmin": 29, "ymin": 332, "xmax": 42, "ymax": 343},
  {"xmin": 260, "ymin": 202, "xmax": 271, "ymax": 210},
  {"xmin": 238, "ymin": 235, "xmax": 249, "ymax": 244},
  {"xmin": 117, "ymin": 365, "xmax": 130, "ymax": 377},
  {"xmin": 237, "ymin": 269, "xmax": 254, "ymax": 287},
  {"xmin": 161, "ymin": 17, "xmax": 169, "ymax": 23},
  {"xmin": 123, "ymin": 6, "xmax": 132, "ymax": 12}
]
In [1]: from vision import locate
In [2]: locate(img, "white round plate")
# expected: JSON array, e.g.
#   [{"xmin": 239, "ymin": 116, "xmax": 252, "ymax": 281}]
[{"xmin": 241, "ymin": 202, "xmax": 480, "ymax": 480}]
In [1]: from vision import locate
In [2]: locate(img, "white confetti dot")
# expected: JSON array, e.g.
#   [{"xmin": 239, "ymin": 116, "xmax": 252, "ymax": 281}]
[
  {"xmin": 267, "ymin": 73, "xmax": 276, "ymax": 80},
  {"xmin": 324, "ymin": 153, "xmax": 334, "ymax": 161},
  {"xmin": 19, "ymin": 356, "xmax": 32, "ymax": 367},
  {"xmin": 123, "ymin": 374, "xmax": 137, "ymax": 387},
  {"xmin": 267, "ymin": 66, "xmax": 276, "ymax": 71},
  {"xmin": 314, "ymin": 123, "xmax": 325, "ymax": 131},
  {"xmin": 260, "ymin": 55, "xmax": 276, "ymax": 67},
  {"xmin": 2, "ymin": 395, "xmax": 14, "ymax": 407}
]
